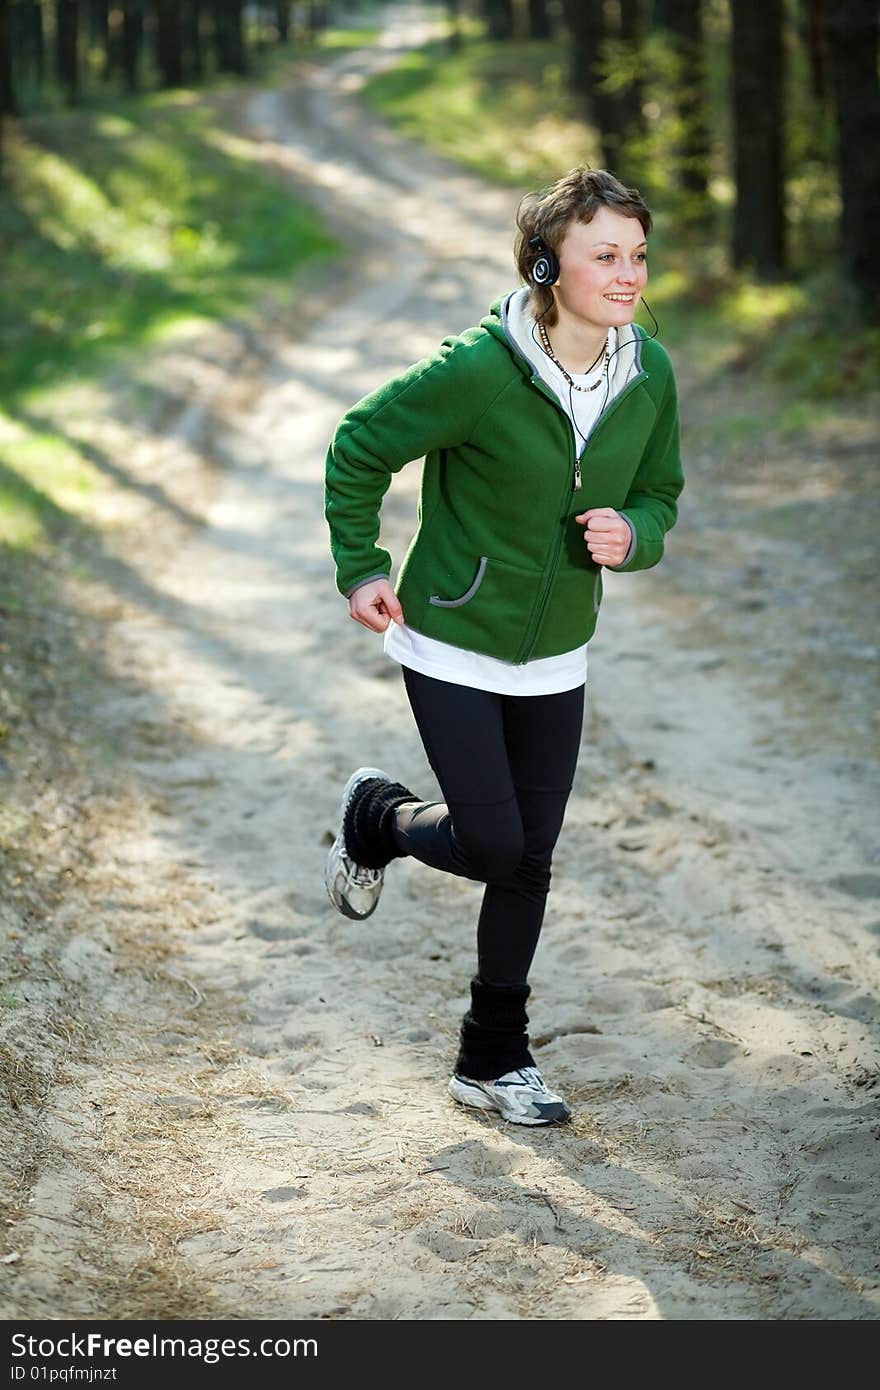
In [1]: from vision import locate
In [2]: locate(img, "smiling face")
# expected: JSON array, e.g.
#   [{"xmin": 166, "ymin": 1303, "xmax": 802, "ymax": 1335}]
[{"xmin": 552, "ymin": 206, "xmax": 648, "ymax": 330}]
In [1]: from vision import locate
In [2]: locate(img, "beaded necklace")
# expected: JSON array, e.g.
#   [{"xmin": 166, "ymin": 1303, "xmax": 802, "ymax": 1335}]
[{"xmin": 538, "ymin": 320, "xmax": 609, "ymax": 392}]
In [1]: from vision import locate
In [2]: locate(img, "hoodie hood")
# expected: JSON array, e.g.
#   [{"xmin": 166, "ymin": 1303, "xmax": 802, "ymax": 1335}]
[{"xmin": 482, "ymin": 287, "xmax": 645, "ymax": 400}]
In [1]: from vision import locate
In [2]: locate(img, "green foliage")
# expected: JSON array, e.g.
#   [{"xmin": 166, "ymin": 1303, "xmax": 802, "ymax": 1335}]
[
  {"xmin": 10, "ymin": 5, "xmax": 383, "ymax": 116},
  {"xmin": 362, "ymin": 38, "xmax": 599, "ymax": 186},
  {"xmin": 0, "ymin": 82, "xmax": 340, "ymax": 561},
  {"xmin": 0, "ymin": 91, "xmax": 339, "ymax": 409},
  {"xmin": 364, "ymin": 26, "xmax": 877, "ymax": 401},
  {"xmin": 315, "ymin": 27, "xmax": 382, "ymax": 51},
  {"xmin": 0, "ymin": 434, "xmax": 95, "ymax": 550}
]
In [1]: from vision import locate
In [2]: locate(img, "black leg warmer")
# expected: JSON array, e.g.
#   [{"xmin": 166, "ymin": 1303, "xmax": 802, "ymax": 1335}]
[
  {"xmin": 344, "ymin": 777, "xmax": 418, "ymax": 870},
  {"xmin": 454, "ymin": 977, "xmax": 535, "ymax": 1080}
]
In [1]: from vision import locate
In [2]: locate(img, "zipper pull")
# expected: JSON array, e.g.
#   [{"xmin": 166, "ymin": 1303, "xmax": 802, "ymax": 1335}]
[{"xmin": 573, "ymin": 457, "xmax": 581, "ymax": 491}]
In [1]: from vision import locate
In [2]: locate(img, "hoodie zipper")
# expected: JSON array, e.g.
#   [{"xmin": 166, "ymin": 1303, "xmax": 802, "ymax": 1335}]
[
  {"xmin": 515, "ymin": 369, "xmax": 650, "ymax": 663},
  {"xmin": 500, "ymin": 303, "xmax": 650, "ymax": 663},
  {"xmin": 568, "ymin": 369, "xmax": 650, "ymax": 487},
  {"xmin": 499, "ymin": 297, "xmax": 648, "ymax": 491}
]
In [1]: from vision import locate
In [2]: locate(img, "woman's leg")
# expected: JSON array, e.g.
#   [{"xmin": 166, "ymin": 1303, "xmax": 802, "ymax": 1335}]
[
  {"xmin": 476, "ymin": 682, "xmax": 586, "ymax": 988},
  {"xmin": 460, "ymin": 684, "xmax": 585, "ymax": 1078},
  {"xmin": 391, "ymin": 667, "xmax": 526, "ymax": 885},
  {"xmin": 392, "ymin": 666, "xmax": 585, "ymax": 1079}
]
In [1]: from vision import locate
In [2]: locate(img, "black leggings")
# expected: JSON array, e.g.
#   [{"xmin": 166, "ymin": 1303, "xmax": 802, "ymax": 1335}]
[{"xmin": 390, "ymin": 666, "xmax": 585, "ymax": 1077}]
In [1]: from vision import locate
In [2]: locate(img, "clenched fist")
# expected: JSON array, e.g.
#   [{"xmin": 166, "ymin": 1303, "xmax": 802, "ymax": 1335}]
[
  {"xmin": 574, "ymin": 507, "xmax": 631, "ymax": 568},
  {"xmin": 348, "ymin": 577, "xmax": 404, "ymax": 633}
]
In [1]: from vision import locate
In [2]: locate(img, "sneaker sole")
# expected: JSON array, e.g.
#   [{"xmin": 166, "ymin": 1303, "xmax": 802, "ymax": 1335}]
[
  {"xmin": 324, "ymin": 766, "xmax": 391, "ymax": 921},
  {"xmin": 447, "ymin": 1074, "xmax": 571, "ymax": 1127}
]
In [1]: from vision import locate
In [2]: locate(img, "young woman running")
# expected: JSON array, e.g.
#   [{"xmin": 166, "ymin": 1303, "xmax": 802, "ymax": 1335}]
[{"xmin": 323, "ymin": 167, "xmax": 684, "ymax": 1126}]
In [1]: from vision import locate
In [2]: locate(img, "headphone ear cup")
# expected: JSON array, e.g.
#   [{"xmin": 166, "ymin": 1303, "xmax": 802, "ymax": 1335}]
[{"xmin": 531, "ymin": 246, "xmax": 560, "ymax": 287}]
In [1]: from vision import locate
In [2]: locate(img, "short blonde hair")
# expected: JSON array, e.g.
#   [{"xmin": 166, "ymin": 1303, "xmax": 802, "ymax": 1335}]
[{"xmin": 515, "ymin": 167, "xmax": 653, "ymax": 326}]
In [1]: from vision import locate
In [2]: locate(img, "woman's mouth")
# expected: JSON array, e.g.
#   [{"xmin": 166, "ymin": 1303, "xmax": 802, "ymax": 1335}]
[{"xmin": 605, "ymin": 293, "xmax": 636, "ymax": 303}]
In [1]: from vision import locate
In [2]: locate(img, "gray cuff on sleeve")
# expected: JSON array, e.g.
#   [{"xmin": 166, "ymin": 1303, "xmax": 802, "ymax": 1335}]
[
  {"xmin": 344, "ymin": 572, "xmax": 390, "ymax": 599},
  {"xmin": 607, "ymin": 514, "xmax": 637, "ymax": 570}
]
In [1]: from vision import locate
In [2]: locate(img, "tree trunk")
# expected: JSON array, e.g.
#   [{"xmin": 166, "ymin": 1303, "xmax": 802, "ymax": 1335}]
[
  {"xmin": 306, "ymin": 0, "xmax": 328, "ymax": 34},
  {"xmin": 19, "ymin": 0, "xmax": 46, "ymax": 88},
  {"xmin": 446, "ymin": 0, "xmax": 464, "ymax": 53},
  {"xmin": 183, "ymin": 0, "xmax": 204, "ymax": 80},
  {"xmin": 803, "ymin": 0, "xmax": 830, "ymax": 101},
  {"xmin": 562, "ymin": 0, "xmax": 602, "ymax": 107},
  {"xmin": 276, "ymin": 0, "xmax": 292, "ymax": 42},
  {"xmin": 56, "ymin": 0, "xmax": 80, "ymax": 105},
  {"xmin": 96, "ymin": 0, "xmax": 118, "ymax": 80},
  {"xmin": 87, "ymin": 0, "xmax": 109, "ymax": 74},
  {"xmin": 214, "ymin": 0, "xmax": 245, "ymax": 72},
  {"xmin": 485, "ymin": 0, "xmax": 514, "ymax": 40},
  {"xmin": 826, "ymin": 0, "xmax": 880, "ymax": 312},
  {"xmin": 619, "ymin": 0, "xmax": 647, "ymax": 142},
  {"xmin": 155, "ymin": 0, "xmax": 183, "ymax": 87},
  {"xmin": 0, "ymin": 0, "xmax": 16, "ymax": 117},
  {"xmin": 730, "ymin": 0, "xmax": 787, "ymax": 279},
  {"xmin": 562, "ymin": 0, "xmax": 624, "ymax": 169},
  {"xmin": 0, "ymin": 0, "xmax": 16, "ymax": 182},
  {"xmin": 121, "ymin": 0, "xmax": 142, "ymax": 92},
  {"xmin": 88, "ymin": 0, "xmax": 108, "ymax": 46},
  {"xmin": 658, "ymin": 0, "xmax": 711, "ymax": 218},
  {"xmin": 527, "ymin": 0, "xmax": 553, "ymax": 40},
  {"xmin": 104, "ymin": 5, "xmax": 119, "ymax": 80}
]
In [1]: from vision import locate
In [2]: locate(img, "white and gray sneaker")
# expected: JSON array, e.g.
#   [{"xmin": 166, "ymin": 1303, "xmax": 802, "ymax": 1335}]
[
  {"xmin": 324, "ymin": 766, "xmax": 393, "ymax": 921},
  {"xmin": 448, "ymin": 1066, "xmax": 572, "ymax": 1126}
]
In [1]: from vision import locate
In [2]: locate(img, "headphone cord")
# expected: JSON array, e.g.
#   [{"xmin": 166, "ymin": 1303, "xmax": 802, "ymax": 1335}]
[{"xmin": 529, "ymin": 297, "xmax": 661, "ymax": 451}]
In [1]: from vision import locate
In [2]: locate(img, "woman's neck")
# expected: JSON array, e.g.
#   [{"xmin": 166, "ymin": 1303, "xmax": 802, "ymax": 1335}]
[{"xmin": 544, "ymin": 307, "xmax": 609, "ymax": 374}]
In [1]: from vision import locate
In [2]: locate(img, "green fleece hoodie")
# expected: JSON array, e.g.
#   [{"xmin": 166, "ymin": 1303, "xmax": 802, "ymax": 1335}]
[{"xmin": 324, "ymin": 292, "xmax": 684, "ymax": 664}]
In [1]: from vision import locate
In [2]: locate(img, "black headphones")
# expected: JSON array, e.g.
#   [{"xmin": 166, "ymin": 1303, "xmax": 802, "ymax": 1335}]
[
  {"xmin": 528, "ymin": 234, "xmax": 559, "ymax": 287},
  {"xmin": 525, "ymin": 230, "xmax": 662, "ymax": 449}
]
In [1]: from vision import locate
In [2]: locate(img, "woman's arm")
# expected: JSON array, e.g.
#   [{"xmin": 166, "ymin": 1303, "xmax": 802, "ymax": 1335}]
[
  {"xmin": 607, "ymin": 368, "xmax": 684, "ymax": 573},
  {"xmin": 324, "ymin": 334, "xmax": 489, "ymax": 600}
]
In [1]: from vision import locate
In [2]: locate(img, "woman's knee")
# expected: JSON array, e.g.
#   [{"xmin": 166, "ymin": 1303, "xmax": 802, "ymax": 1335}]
[
  {"xmin": 454, "ymin": 804, "xmax": 525, "ymax": 882},
  {"xmin": 511, "ymin": 847, "xmax": 553, "ymax": 900}
]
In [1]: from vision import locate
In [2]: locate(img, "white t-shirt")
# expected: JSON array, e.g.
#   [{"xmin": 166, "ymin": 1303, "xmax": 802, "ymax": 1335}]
[{"xmin": 382, "ymin": 289, "xmax": 641, "ymax": 695}]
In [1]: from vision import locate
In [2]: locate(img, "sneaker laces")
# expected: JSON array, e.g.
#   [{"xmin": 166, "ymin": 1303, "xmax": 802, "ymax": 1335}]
[
  {"xmin": 352, "ymin": 864, "xmax": 382, "ymax": 887},
  {"xmin": 513, "ymin": 1066, "xmax": 545, "ymax": 1088},
  {"xmin": 341, "ymin": 849, "xmax": 382, "ymax": 888}
]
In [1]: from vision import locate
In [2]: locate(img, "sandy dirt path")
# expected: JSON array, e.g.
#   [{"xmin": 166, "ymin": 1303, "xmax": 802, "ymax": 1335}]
[{"xmin": 5, "ymin": 4, "xmax": 878, "ymax": 1321}]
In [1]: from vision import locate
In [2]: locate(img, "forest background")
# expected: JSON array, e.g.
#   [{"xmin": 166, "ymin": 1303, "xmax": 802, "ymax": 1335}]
[{"xmin": 0, "ymin": 0, "xmax": 878, "ymax": 1324}]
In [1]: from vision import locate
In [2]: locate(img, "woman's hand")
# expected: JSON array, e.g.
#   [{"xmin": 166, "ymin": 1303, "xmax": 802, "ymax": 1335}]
[
  {"xmin": 574, "ymin": 507, "xmax": 630, "ymax": 567},
  {"xmin": 348, "ymin": 578, "xmax": 404, "ymax": 632}
]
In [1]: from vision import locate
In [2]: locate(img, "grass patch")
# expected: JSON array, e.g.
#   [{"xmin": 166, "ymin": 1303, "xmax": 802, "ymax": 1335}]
[
  {"xmin": 315, "ymin": 25, "xmax": 382, "ymax": 51},
  {"xmin": 0, "ymin": 432, "xmax": 98, "ymax": 550},
  {"xmin": 0, "ymin": 77, "xmax": 342, "ymax": 559},
  {"xmin": 363, "ymin": 37, "xmax": 596, "ymax": 186},
  {"xmin": 0, "ymin": 89, "xmax": 339, "ymax": 412}
]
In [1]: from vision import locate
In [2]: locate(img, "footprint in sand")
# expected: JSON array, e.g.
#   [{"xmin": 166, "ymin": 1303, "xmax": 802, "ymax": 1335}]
[
  {"xmin": 799, "ymin": 1127, "xmax": 879, "ymax": 1194},
  {"xmin": 827, "ymin": 873, "xmax": 880, "ymax": 899},
  {"xmin": 683, "ymin": 1039, "xmax": 739, "ymax": 1069}
]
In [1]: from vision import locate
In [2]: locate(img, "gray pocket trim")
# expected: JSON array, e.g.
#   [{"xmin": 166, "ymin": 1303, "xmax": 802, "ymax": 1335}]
[
  {"xmin": 592, "ymin": 569, "xmax": 602, "ymax": 613},
  {"xmin": 429, "ymin": 556, "xmax": 488, "ymax": 609}
]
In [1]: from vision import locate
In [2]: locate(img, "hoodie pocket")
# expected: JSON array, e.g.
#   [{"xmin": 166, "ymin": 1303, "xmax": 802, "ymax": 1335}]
[
  {"xmin": 420, "ymin": 555, "xmax": 543, "ymax": 661},
  {"xmin": 428, "ymin": 556, "xmax": 488, "ymax": 608}
]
